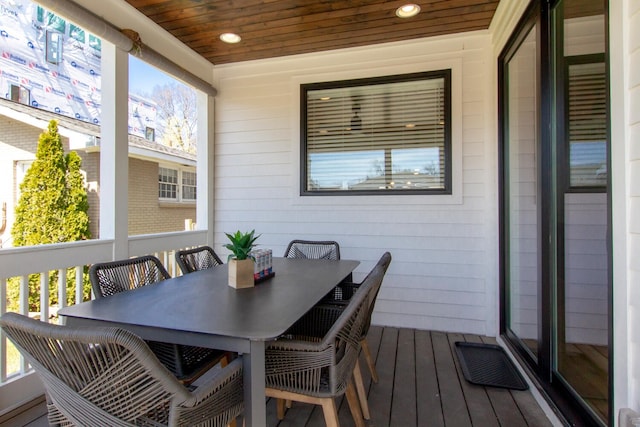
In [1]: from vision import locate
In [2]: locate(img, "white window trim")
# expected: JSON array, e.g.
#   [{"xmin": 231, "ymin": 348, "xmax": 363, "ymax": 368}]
[{"xmin": 158, "ymin": 164, "xmax": 196, "ymax": 203}]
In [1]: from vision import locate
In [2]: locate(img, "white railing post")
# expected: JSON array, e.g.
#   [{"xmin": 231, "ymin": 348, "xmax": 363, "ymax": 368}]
[
  {"xmin": 75, "ymin": 266, "xmax": 83, "ymax": 305},
  {"xmin": 19, "ymin": 275, "xmax": 28, "ymax": 372},
  {"xmin": 40, "ymin": 273, "xmax": 49, "ymax": 321},
  {"xmin": 58, "ymin": 268, "xmax": 67, "ymax": 312},
  {"xmin": 19, "ymin": 275, "xmax": 28, "ymax": 316}
]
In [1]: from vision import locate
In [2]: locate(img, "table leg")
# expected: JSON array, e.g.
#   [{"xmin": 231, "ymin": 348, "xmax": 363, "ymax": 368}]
[{"xmin": 244, "ymin": 340, "xmax": 266, "ymax": 427}]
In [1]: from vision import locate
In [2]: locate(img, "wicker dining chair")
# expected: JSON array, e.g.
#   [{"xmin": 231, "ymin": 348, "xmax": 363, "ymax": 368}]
[
  {"xmin": 284, "ymin": 252, "xmax": 391, "ymax": 421},
  {"xmin": 89, "ymin": 255, "xmax": 230, "ymax": 386},
  {"xmin": 322, "ymin": 252, "xmax": 391, "ymax": 383},
  {"xmin": 176, "ymin": 245, "xmax": 224, "ymax": 275},
  {"xmin": 264, "ymin": 258, "xmax": 386, "ymax": 427},
  {"xmin": 283, "ymin": 239, "xmax": 341, "ymax": 260},
  {"xmin": 0, "ymin": 312, "xmax": 243, "ymax": 427}
]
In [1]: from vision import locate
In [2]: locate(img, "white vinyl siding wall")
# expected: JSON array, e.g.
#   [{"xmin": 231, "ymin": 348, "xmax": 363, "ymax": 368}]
[
  {"xmin": 213, "ymin": 33, "xmax": 498, "ymax": 336},
  {"xmin": 620, "ymin": 0, "xmax": 640, "ymax": 414}
]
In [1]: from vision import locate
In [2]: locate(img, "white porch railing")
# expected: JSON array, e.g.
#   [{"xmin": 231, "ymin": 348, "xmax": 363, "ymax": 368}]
[{"xmin": 0, "ymin": 230, "xmax": 209, "ymax": 413}]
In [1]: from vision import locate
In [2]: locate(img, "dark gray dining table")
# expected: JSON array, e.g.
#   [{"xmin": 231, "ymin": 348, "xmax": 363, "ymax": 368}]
[{"xmin": 58, "ymin": 257, "xmax": 359, "ymax": 427}]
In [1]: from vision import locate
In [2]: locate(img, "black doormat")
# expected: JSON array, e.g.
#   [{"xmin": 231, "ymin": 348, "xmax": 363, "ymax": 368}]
[{"xmin": 454, "ymin": 342, "xmax": 529, "ymax": 390}]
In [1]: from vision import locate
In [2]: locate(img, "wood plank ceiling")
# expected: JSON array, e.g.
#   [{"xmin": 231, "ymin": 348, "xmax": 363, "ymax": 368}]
[{"xmin": 123, "ymin": 0, "xmax": 501, "ymax": 65}]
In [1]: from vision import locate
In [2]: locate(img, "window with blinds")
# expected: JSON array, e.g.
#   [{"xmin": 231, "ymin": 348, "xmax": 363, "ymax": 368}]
[
  {"xmin": 301, "ymin": 70, "xmax": 451, "ymax": 195},
  {"xmin": 567, "ymin": 58, "xmax": 607, "ymax": 189}
]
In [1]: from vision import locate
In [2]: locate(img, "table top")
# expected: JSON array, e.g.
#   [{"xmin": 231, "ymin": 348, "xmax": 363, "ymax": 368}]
[{"xmin": 59, "ymin": 257, "xmax": 359, "ymax": 342}]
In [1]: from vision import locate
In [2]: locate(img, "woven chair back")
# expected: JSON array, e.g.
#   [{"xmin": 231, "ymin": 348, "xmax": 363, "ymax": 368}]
[
  {"xmin": 0, "ymin": 312, "xmax": 188, "ymax": 426},
  {"xmin": 175, "ymin": 245, "xmax": 223, "ymax": 274},
  {"xmin": 325, "ymin": 263, "xmax": 385, "ymax": 389},
  {"xmin": 89, "ymin": 255, "xmax": 170, "ymax": 298},
  {"xmin": 361, "ymin": 252, "xmax": 392, "ymax": 337},
  {"xmin": 283, "ymin": 239, "xmax": 341, "ymax": 260}
]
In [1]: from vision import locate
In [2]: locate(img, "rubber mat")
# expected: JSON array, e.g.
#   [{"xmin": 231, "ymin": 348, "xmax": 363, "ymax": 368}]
[{"xmin": 454, "ymin": 342, "xmax": 529, "ymax": 390}]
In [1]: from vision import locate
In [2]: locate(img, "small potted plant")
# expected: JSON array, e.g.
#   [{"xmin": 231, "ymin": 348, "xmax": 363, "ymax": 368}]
[{"xmin": 224, "ymin": 229, "xmax": 260, "ymax": 288}]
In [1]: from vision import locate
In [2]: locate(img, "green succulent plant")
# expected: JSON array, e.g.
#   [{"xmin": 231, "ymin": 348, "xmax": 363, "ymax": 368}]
[{"xmin": 224, "ymin": 229, "xmax": 260, "ymax": 261}]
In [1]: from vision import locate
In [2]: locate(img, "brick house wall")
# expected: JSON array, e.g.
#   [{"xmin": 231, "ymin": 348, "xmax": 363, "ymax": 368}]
[
  {"xmin": 127, "ymin": 157, "xmax": 196, "ymax": 236},
  {"xmin": 1, "ymin": 115, "xmax": 196, "ymax": 244}
]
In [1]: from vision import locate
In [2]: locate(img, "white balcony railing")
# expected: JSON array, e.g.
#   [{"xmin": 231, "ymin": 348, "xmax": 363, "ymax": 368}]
[{"xmin": 0, "ymin": 230, "xmax": 209, "ymax": 412}]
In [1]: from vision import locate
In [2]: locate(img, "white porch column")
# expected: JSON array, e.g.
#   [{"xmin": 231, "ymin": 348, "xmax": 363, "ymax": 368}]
[
  {"xmin": 100, "ymin": 44, "xmax": 129, "ymax": 259},
  {"xmin": 196, "ymin": 91, "xmax": 215, "ymax": 246}
]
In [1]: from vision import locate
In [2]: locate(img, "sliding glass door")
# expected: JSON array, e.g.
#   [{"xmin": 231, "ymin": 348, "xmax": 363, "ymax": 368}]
[{"xmin": 500, "ymin": 0, "xmax": 610, "ymax": 425}]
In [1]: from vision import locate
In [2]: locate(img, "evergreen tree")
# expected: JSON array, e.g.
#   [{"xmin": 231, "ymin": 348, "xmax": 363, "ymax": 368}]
[
  {"xmin": 12, "ymin": 120, "xmax": 68, "ymax": 245},
  {"xmin": 9, "ymin": 120, "xmax": 91, "ymax": 312},
  {"xmin": 64, "ymin": 151, "xmax": 91, "ymax": 240},
  {"xmin": 12, "ymin": 120, "xmax": 90, "ymax": 245}
]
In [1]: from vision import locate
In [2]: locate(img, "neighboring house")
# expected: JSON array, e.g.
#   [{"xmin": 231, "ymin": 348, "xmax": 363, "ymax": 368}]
[
  {"xmin": 0, "ymin": 0, "xmax": 197, "ymax": 246},
  {"xmin": 0, "ymin": 97, "xmax": 196, "ymax": 247}
]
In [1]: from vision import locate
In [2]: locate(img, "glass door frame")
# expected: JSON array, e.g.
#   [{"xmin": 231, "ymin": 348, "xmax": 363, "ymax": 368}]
[{"xmin": 498, "ymin": 1, "xmax": 612, "ymax": 426}]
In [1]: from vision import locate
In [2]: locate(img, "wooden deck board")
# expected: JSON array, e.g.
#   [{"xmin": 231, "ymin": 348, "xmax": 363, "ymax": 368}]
[
  {"xmin": 22, "ymin": 327, "xmax": 554, "ymax": 427},
  {"xmin": 390, "ymin": 328, "xmax": 417, "ymax": 426},
  {"xmin": 366, "ymin": 327, "xmax": 398, "ymax": 426},
  {"xmin": 431, "ymin": 330, "xmax": 472, "ymax": 426},
  {"xmin": 415, "ymin": 329, "xmax": 445, "ymax": 427}
]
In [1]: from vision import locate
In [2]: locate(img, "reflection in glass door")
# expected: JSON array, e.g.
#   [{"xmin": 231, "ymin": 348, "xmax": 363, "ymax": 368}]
[{"xmin": 504, "ymin": 24, "xmax": 540, "ymax": 361}]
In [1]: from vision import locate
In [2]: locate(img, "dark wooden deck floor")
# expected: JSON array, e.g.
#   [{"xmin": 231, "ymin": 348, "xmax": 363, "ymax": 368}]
[
  {"xmin": 265, "ymin": 326, "xmax": 553, "ymax": 427},
  {"xmin": 18, "ymin": 327, "xmax": 554, "ymax": 427}
]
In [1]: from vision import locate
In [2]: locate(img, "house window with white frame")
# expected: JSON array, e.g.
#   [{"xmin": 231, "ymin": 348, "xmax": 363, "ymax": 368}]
[
  {"xmin": 301, "ymin": 70, "xmax": 452, "ymax": 195},
  {"xmin": 159, "ymin": 167, "xmax": 178, "ymax": 200},
  {"xmin": 181, "ymin": 170, "xmax": 197, "ymax": 201},
  {"xmin": 158, "ymin": 166, "xmax": 196, "ymax": 202}
]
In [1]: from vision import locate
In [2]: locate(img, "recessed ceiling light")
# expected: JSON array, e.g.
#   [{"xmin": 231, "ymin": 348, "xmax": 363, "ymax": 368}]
[
  {"xmin": 220, "ymin": 33, "xmax": 241, "ymax": 43},
  {"xmin": 396, "ymin": 4, "xmax": 421, "ymax": 18}
]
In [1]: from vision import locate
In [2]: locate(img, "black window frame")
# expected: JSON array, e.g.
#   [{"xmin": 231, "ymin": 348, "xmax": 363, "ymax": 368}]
[{"xmin": 300, "ymin": 70, "xmax": 452, "ymax": 196}]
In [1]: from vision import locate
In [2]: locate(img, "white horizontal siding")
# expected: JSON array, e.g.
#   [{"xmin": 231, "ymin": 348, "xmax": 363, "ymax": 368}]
[
  {"xmin": 628, "ymin": 0, "xmax": 640, "ymax": 411},
  {"xmin": 605, "ymin": 0, "xmax": 640, "ymax": 415},
  {"xmin": 213, "ymin": 33, "xmax": 498, "ymax": 336}
]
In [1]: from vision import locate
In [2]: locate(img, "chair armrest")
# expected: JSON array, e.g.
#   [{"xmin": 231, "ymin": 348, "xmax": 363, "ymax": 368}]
[{"xmin": 185, "ymin": 357, "xmax": 243, "ymax": 404}]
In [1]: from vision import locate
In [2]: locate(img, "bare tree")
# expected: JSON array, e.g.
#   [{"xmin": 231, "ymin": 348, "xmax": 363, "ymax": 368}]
[{"xmin": 151, "ymin": 82, "xmax": 197, "ymax": 153}]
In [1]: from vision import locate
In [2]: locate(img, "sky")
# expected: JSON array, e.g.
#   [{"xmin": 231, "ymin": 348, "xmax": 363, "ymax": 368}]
[{"xmin": 129, "ymin": 56, "xmax": 178, "ymax": 96}]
